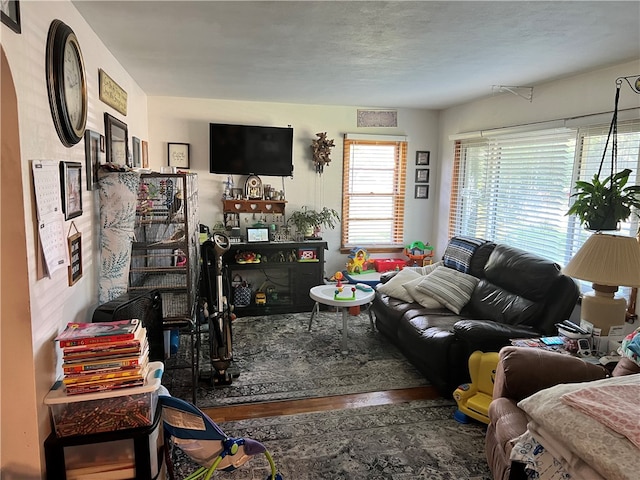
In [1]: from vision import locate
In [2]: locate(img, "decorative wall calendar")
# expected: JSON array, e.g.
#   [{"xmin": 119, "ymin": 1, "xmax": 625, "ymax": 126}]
[{"xmin": 32, "ymin": 160, "xmax": 69, "ymax": 277}]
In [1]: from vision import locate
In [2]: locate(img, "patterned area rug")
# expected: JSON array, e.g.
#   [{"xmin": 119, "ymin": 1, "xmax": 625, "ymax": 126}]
[
  {"xmin": 168, "ymin": 399, "xmax": 492, "ymax": 480},
  {"xmin": 163, "ymin": 311, "xmax": 429, "ymax": 407}
]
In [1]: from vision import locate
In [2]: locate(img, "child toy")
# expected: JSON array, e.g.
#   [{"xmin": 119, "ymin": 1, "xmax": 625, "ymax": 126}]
[
  {"xmin": 404, "ymin": 241, "xmax": 435, "ymax": 266},
  {"xmin": 334, "ymin": 286, "xmax": 356, "ymax": 301},
  {"xmin": 453, "ymin": 350, "xmax": 500, "ymax": 424},
  {"xmin": 346, "ymin": 247, "xmax": 373, "ymax": 274}
]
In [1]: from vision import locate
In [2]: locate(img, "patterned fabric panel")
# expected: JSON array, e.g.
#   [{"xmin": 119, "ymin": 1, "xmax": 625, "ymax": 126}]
[
  {"xmin": 443, "ymin": 236, "xmax": 488, "ymax": 274},
  {"xmin": 98, "ymin": 171, "xmax": 141, "ymax": 303}
]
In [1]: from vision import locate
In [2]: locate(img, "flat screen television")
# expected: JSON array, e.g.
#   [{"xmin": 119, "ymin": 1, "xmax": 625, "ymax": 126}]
[{"xmin": 209, "ymin": 123, "xmax": 294, "ymax": 176}]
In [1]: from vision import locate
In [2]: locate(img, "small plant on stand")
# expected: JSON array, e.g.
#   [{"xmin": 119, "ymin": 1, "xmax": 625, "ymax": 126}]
[{"xmin": 287, "ymin": 206, "xmax": 340, "ymax": 240}]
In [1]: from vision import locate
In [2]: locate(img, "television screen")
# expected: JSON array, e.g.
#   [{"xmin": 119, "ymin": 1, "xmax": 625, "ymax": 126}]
[{"xmin": 210, "ymin": 123, "xmax": 294, "ymax": 176}]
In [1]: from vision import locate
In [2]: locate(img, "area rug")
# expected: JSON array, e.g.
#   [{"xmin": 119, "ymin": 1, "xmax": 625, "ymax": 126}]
[
  {"xmin": 168, "ymin": 399, "xmax": 492, "ymax": 480},
  {"xmin": 162, "ymin": 311, "xmax": 430, "ymax": 407}
]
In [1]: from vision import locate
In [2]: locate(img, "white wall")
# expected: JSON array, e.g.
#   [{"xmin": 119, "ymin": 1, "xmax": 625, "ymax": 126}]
[
  {"xmin": 436, "ymin": 60, "xmax": 640, "ymax": 254},
  {"xmin": 147, "ymin": 98, "xmax": 438, "ymax": 274},
  {"xmin": 1, "ymin": 1, "xmax": 148, "ymax": 476}
]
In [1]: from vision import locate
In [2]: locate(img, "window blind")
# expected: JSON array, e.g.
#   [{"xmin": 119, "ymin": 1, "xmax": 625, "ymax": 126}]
[
  {"xmin": 342, "ymin": 138, "xmax": 407, "ymax": 249},
  {"xmin": 451, "ymin": 119, "xmax": 640, "ymax": 269}
]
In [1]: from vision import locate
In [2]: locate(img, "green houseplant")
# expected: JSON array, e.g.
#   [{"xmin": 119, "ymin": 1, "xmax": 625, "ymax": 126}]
[
  {"xmin": 287, "ymin": 206, "xmax": 340, "ymax": 238},
  {"xmin": 567, "ymin": 168, "xmax": 640, "ymax": 231}
]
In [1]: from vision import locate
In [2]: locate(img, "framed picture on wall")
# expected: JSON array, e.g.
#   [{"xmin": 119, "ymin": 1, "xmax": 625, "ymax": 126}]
[
  {"xmin": 1, "ymin": 0, "xmax": 21, "ymax": 34},
  {"xmin": 132, "ymin": 136, "xmax": 141, "ymax": 168},
  {"xmin": 104, "ymin": 113, "xmax": 129, "ymax": 165},
  {"xmin": 416, "ymin": 151, "xmax": 430, "ymax": 165},
  {"xmin": 60, "ymin": 161, "xmax": 83, "ymax": 220},
  {"xmin": 141, "ymin": 140, "xmax": 149, "ymax": 168},
  {"xmin": 415, "ymin": 168, "xmax": 429, "ymax": 183},
  {"xmin": 83, "ymin": 130, "xmax": 104, "ymax": 191},
  {"xmin": 415, "ymin": 184, "xmax": 429, "ymax": 199},
  {"xmin": 168, "ymin": 142, "xmax": 190, "ymax": 169}
]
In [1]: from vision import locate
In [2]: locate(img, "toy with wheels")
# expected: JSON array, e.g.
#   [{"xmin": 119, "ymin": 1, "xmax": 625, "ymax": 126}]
[
  {"xmin": 453, "ymin": 350, "xmax": 500, "ymax": 424},
  {"xmin": 404, "ymin": 241, "xmax": 434, "ymax": 266}
]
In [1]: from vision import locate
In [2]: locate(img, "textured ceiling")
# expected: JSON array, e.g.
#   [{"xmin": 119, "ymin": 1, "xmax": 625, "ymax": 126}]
[{"xmin": 72, "ymin": 1, "xmax": 640, "ymax": 109}]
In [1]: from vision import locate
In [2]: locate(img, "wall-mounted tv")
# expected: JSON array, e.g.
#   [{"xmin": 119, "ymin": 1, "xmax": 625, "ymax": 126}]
[{"xmin": 209, "ymin": 123, "xmax": 294, "ymax": 176}]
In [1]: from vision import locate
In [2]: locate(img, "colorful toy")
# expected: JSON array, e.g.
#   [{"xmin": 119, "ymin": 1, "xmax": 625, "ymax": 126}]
[
  {"xmin": 404, "ymin": 241, "xmax": 435, "ymax": 266},
  {"xmin": 235, "ymin": 251, "xmax": 261, "ymax": 264},
  {"xmin": 355, "ymin": 283, "xmax": 373, "ymax": 292},
  {"xmin": 453, "ymin": 350, "xmax": 500, "ymax": 424},
  {"xmin": 346, "ymin": 247, "xmax": 373, "ymax": 274},
  {"xmin": 334, "ymin": 286, "xmax": 356, "ymax": 301},
  {"xmin": 333, "ymin": 271, "xmax": 345, "ymax": 287}
]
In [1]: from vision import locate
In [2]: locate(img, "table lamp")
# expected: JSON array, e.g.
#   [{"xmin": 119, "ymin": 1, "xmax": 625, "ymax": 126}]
[{"xmin": 562, "ymin": 233, "xmax": 640, "ymax": 335}]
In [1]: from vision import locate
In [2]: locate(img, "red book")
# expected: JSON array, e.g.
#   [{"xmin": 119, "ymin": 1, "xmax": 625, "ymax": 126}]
[{"xmin": 56, "ymin": 319, "xmax": 141, "ymax": 348}]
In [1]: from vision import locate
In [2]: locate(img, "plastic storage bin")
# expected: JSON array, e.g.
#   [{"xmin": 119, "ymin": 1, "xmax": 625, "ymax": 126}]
[
  {"xmin": 45, "ymin": 362, "xmax": 163, "ymax": 438},
  {"xmin": 373, "ymin": 259, "xmax": 405, "ymax": 273}
]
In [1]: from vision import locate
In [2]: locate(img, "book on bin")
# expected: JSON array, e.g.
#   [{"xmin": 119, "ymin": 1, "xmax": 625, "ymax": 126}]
[
  {"xmin": 55, "ymin": 319, "xmax": 151, "ymax": 395},
  {"xmin": 55, "ymin": 319, "xmax": 142, "ymax": 348}
]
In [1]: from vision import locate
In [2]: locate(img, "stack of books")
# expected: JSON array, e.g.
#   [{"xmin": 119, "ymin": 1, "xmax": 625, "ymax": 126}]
[{"xmin": 55, "ymin": 319, "xmax": 149, "ymax": 395}]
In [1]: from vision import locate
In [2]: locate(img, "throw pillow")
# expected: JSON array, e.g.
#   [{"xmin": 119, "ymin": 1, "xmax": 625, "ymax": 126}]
[
  {"xmin": 404, "ymin": 261, "xmax": 442, "ymax": 276},
  {"xmin": 376, "ymin": 268, "xmax": 421, "ymax": 302},
  {"xmin": 414, "ymin": 266, "xmax": 479, "ymax": 314},
  {"xmin": 403, "ymin": 277, "xmax": 443, "ymax": 309}
]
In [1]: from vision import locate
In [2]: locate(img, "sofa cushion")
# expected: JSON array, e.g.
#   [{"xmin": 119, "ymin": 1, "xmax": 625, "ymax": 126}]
[
  {"xmin": 375, "ymin": 268, "xmax": 421, "ymax": 302},
  {"xmin": 484, "ymin": 244, "xmax": 562, "ymax": 301},
  {"xmin": 467, "ymin": 279, "xmax": 543, "ymax": 326},
  {"xmin": 414, "ymin": 266, "xmax": 479, "ymax": 314}
]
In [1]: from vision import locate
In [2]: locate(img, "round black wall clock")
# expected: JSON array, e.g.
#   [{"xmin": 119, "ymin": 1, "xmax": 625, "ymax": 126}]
[{"xmin": 46, "ymin": 19, "xmax": 88, "ymax": 147}]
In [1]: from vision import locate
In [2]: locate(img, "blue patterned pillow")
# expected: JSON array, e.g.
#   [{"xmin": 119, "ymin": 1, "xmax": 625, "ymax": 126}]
[{"xmin": 443, "ymin": 236, "xmax": 487, "ymax": 273}]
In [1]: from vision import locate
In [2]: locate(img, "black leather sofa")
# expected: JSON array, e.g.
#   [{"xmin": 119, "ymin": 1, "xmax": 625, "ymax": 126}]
[{"xmin": 371, "ymin": 238, "xmax": 580, "ymax": 396}]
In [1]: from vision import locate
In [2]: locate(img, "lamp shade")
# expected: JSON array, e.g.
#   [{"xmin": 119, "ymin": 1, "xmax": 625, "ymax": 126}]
[{"xmin": 562, "ymin": 233, "xmax": 640, "ymax": 287}]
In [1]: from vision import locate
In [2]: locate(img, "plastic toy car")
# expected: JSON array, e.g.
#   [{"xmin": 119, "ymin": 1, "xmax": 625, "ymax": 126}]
[{"xmin": 255, "ymin": 291, "xmax": 267, "ymax": 305}]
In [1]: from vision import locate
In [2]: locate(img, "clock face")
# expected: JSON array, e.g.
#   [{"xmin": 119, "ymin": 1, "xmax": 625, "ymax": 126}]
[
  {"xmin": 63, "ymin": 39, "xmax": 84, "ymax": 134},
  {"xmin": 46, "ymin": 20, "xmax": 87, "ymax": 147}
]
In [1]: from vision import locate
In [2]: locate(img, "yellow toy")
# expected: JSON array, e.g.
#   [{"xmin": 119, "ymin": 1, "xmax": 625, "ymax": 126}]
[
  {"xmin": 346, "ymin": 247, "xmax": 372, "ymax": 274},
  {"xmin": 453, "ymin": 350, "xmax": 500, "ymax": 424}
]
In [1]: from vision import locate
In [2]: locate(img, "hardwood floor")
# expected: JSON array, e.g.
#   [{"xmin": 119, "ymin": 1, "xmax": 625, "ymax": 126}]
[{"xmin": 201, "ymin": 385, "xmax": 440, "ymax": 422}]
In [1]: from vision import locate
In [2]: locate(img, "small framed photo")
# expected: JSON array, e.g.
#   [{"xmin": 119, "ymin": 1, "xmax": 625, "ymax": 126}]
[
  {"xmin": 141, "ymin": 140, "xmax": 149, "ymax": 168},
  {"xmin": 132, "ymin": 136, "xmax": 141, "ymax": 168},
  {"xmin": 1, "ymin": 0, "xmax": 21, "ymax": 34},
  {"xmin": 168, "ymin": 142, "xmax": 190, "ymax": 169},
  {"xmin": 415, "ymin": 168, "xmax": 430, "ymax": 183},
  {"xmin": 60, "ymin": 161, "xmax": 83, "ymax": 220},
  {"xmin": 415, "ymin": 184, "xmax": 429, "ymax": 199},
  {"xmin": 416, "ymin": 151, "xmax": 430, "ymax": 165},
  {"xmin": 83, "ymin": 130, "xmax": 104, "ymax": 191}
]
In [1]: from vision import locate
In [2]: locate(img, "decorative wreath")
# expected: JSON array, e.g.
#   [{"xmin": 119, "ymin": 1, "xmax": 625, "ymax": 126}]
[{"xmin": 310, "ymin": 132, "xmax": 335, "ymax": 174}]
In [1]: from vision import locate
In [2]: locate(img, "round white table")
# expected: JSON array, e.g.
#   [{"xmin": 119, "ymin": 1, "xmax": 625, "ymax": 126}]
[{"xmin": 309, "ymin": 284, "xmax": 375, "ymax": 354}]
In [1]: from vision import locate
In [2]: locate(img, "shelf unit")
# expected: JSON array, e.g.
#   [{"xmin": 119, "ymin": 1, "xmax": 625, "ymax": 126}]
[{"xmin": 223, "ymin": 241, "xmax": 327, "ymax": 317}]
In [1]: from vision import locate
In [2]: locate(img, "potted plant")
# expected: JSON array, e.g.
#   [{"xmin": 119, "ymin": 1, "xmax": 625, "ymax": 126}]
[
  {"xmin": 566, "ymin": 168, "xmax": 640, "ymax": 231},
  {"xmin": 287, "ymin": 206, "xmax": 340, "ymax": 239}
]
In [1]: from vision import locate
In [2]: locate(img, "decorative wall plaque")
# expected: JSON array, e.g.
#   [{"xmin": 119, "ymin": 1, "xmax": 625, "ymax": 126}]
[
  {"xmin": 357, "ymin": 109, "xmax": 398, "ymax": 128},
  {"xmin": 99, "ymin": 69, "xmax": 128, "ymax": 115}
]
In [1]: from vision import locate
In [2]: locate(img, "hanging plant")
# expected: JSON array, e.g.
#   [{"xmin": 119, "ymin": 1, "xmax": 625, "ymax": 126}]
[
  {"xmin": 567, "ymin": 169, "xmax": 640, "ymax": 231},
  {"xmin": 311, "ymin": 132, "xmax": 335, "ymax": 174}
]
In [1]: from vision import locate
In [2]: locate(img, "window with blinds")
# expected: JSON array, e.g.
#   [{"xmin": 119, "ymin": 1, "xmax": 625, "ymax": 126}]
[
  {"xmin": 450, "ymin": 119, "xmax": 640, "ymax": 268},
  {"xmin": 342, "ymin": 137, "xmax": 407, "ymax": 250}
]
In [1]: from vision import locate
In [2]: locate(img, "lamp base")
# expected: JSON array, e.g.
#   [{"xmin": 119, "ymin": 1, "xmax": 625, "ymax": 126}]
[{"xmin": 580, "ymin": 289, "xmax": 627, "ymax": 336}]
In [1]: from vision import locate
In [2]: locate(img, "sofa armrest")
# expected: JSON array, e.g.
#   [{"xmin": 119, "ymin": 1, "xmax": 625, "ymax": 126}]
[
  {"xmin": 492, "ymin": 346, "xmax": 608, "ymax": 402},
  {"xmin": 379, "ymin": 271, "xmax": 398, "ymax": 284},
  {"xmin": 454, "ymin": 320, "xmax": 539, "ymax": 351}
]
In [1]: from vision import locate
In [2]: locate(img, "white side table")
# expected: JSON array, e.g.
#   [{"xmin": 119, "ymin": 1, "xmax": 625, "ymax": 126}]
[{"xmin": 309, "ymin": 284, "xmax": 375, "ymax": 354}]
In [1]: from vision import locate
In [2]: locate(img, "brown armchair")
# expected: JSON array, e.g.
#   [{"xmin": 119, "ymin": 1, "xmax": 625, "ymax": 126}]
[{"xmin": 485, "ymin": 346, "xmax": 640, "ymax": 480}]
